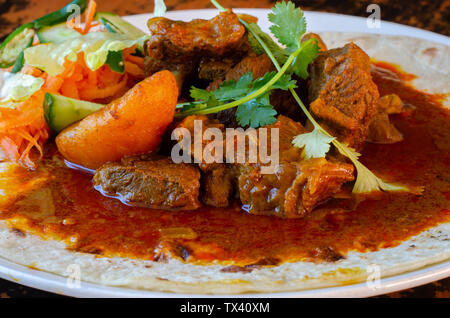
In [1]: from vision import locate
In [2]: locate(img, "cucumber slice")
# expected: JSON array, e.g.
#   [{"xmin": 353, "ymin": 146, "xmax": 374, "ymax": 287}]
[
  {"xmin": 34, "ymin": 0, "xmax": 89, "ymax": 29},
  {"xmin": 10, "ymin": 50, "xmax": 26, "ymax": 73},
  {"xmin": 95, "ymin": 12, "xmax": 146, "ymax": 38},
  {"xmin": 37, "ymin": 23, "xmax": 80, "ymax": 44},
  {"xmin": 0, "ymin": 0, "xmax": 89, "ymax": 69},
  {"xmin": 0, "ymin": 23, "xmax": 35, "ymax": 68},
  {"xmin": 44, "ymin": 93, "xmax": 104, "ymax": 133}
]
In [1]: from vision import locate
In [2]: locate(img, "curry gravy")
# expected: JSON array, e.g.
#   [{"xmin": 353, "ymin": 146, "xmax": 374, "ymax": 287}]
[{"xmin": 0, "ymin": 62, "xmax": 448, "ymax": 266}]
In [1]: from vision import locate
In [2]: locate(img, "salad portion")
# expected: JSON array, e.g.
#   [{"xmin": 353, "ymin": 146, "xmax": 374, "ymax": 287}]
[{"xmin": 0, "ymin": 0, "xmax": 148, "ymax": 169}]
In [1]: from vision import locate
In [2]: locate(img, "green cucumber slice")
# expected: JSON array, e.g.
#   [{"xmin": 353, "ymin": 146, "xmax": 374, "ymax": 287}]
[
  {"xmin": 0, "ymin": 0, "xmax": 88, "ymax": 68},
  {"xmin": 34, "ymin": 0, "xmax": 89, "ymax": 29},
  {"xmin": 37, "ymin": 23, "xmax": 80, "ymax": 44},
  {"xmin": 0, "ymin": 23, "xmax": 35, "ymax": 68},
  {"xmin": 44, "ymin": 93, "xmax": 105, "ymax": 133},
  {"xmin": 95, "ymin": 12, "xmax": 146, "ymax": 38}
]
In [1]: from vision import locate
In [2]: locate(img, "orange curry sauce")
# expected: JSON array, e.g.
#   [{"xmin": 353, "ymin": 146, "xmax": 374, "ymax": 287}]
[{"xmin": 0, "ymin": 62, "xmax": 449, "ymax": 266}]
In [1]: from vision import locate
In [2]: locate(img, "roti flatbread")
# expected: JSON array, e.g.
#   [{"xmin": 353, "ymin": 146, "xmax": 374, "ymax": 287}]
[{"xmin": 0, "ymin": 33, "xmax": 449, "ymax": 295}]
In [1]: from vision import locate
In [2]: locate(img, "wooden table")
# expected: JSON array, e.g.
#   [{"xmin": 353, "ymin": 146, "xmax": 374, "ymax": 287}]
[{"xmin": 0, "ymin": 0, "xmax": 448, "ymax": 298}]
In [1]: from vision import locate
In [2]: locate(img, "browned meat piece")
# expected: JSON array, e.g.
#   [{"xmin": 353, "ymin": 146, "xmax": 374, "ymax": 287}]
[
  {"xmin": 367, "ymin": 113, "xmax": 403, "ymax": 144},
  {"xmin": 174, "ymin": 115, "xmax": 225, "ymax": 165},
  {"xmin": 308, "ymin": 43, "xmax": 380, "ymax": 150},
  {"xmin": 144, "ymin": 10, "xmax": 249, "ymax": 89},
  {"xmin": 198, "ymin": 59, "xmax": 234, "ymax": 82},
  {"xmin": 94, "ymin": 156, "xmax": 201, "ymax": 210},
  {"xmin": 174, "ymin": 116, "xmax": 236, "ymax": 207},
  {"xmin": 301, "ymin": 33, "xmax": 327, "ymax": 52},
  {"xmin": 367, "ymin": 94, "xmax": 404, "ymax": 144},
  {"xmin": 174, "ymin": 115, "xmax": 354, "ymax": 217},
  {"xmin": 377, "ymin": 93, "xmax": 403, "ymax": 114},
  {"xmin": 207, "ymin": 53, "xmax": 275, "ymax": 91},
  {"xmin": 235, "ymin": 116, "xmax": 355, "ymax": 218},
  {"xmin": 200, "ymin": 163, "xmax": 236, "ymax": 207}
]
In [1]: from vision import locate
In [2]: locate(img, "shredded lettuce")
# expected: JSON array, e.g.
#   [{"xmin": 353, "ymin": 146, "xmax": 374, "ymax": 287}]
[
  {"xmin": 153, "ymin": 0, "xmax": 167, "ymax": 17},
  {"xmin": 0, "ymin": 70, "xmax": 44, "ymax": 108},
  {"xmin": 24, "ymin": 32, "xmax": 149, "ymax": 76}
]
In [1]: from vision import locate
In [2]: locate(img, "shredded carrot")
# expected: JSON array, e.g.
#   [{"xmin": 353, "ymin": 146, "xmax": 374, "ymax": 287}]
[
  {"xmin": 21, "ymin": 65, "xmax": 43, "ymax": 77},
  {"xmin": 79, "ymin": 74, "xmax": 128, "ymax": 100},
  {"xmin": 124, "ymin": 55, "xmax": 145, "ymax": 68},
  {"xmin": 67, "ymin": 0, "xmax": 97, "ymax": 35},
  {"xmin": 124, "ymin": 60, "xmax": 145, "ymax": 78},
  {"xmin": 67, "ymin": 17, "xmax": 84, "ymax": 34},
  {"xmin": 32, "ymin": 37, "xmax": 40, "ymax": 46},
  {"xmin": 87, "ymin": 67, "xmax": 98, "ymax": 86},
  {"xmin": 83, "ymin": 0, "xmax": 97, "ymax": 34},
  {"xmin": 0, "ymin": 91, "xmax": 49, "ymax": 169},
  {"xmin": 60, "ymin": 79, "xmax": 80, "ymax": 99}
]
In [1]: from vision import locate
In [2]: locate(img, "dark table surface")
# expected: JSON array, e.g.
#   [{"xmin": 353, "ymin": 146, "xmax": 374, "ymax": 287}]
[{"xmin": 0, "ymin": 0, "xmax": 449, "ymax": 298}]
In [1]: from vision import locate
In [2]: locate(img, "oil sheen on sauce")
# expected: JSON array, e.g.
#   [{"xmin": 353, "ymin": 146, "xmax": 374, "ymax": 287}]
[{"xmin": 0, "ymin": 62, "xmax": 448, "ymax": 266}]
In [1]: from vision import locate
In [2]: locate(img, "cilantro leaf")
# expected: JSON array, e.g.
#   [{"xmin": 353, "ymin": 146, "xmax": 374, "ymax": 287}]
[
  {"xmin": 185, "ymin": 71, "xmax": 295, "ymax": 128},
  {"xmin": 210, "ymin": 72, "xmax": 253, "ymax": 100},
  {"xmin": 268, "ymin": 1, "xmax": 306, "ymax": 52},
  {"xmin": 189, "ymin": 87, "xmax": 211, "ymax": 101},
  {"xmin": 292, "ymin": 128, "xmax": 335, "ymax": 159},
  {"xmin": 236, "ymin": 97, "xmax": 277, "ymax": 128},
  {"xmin": 246, "ymin": 22, "xmax": 289, "ymax": 64},
  {"xmin": 245, "ymin": 8, "xmax": 318, "ymax": 80},
  {"xmin": 252, "ymin": 71, "xmax": 296, "ymax": 91},
  {"xmin": 290, "ymin": 38, "xmax": 319, "ymax": 79}
]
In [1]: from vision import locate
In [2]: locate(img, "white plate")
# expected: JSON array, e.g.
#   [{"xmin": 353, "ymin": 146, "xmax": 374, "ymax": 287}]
[{"xmin": 1, "ymin": 9, "xmax": 449, "ymax": 298}]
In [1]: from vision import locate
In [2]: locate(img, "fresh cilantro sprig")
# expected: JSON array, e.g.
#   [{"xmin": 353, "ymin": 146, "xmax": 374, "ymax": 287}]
[
  {"xmin": 176, "ymin": 48, "xmax": 301, "ymax": 127},
  {"xmin": 241, "ymin": 2, "xmax": 319, "ymax": 80},
  {"xmin": 176, "ymin": 1, "xmax": 319, "ymax": 128},
  {"xmin": 269, "ymin": 1, "xmax": 306, "ymax": 52},
  {"xmin": 212, "ymin": 0, "xmax": 415, "ymax": 195},
  {"xmin": 183, "ymin": 72, "xmax": 295, "ymax": 127}
]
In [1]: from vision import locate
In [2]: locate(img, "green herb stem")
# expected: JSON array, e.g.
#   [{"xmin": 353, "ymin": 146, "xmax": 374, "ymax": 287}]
[
  {"xmin": 176, "ymin": 45, "xmax": 302, "ymax": 117},
  {"xmin": 211, "ymin": 0, "xmax": 226, "ymax": 12},
  {"xmin": 238, "ymin": 17, "xmax": 326, "ymax": 133}
]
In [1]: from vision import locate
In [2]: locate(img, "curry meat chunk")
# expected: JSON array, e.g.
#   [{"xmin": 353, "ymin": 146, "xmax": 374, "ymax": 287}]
[
  {"xmin": 144, "ymin": 10, "xmax": 249, "ymax": 88},
  {"xmin": 200, "ymin": 163, "xmax": 237, "ymax": 208},
  {"xmin": 94, "ymin": 156, "xmax": 201, "ymax": 210},
  {"xmin": 175, "ymin": 115, "xmax": 355, "ymax": 217},
  {"xmin": 235, "ymin": 116, "xmax": 355, "ymax": 218},
  {"xmin": 367, "ymin": 94, "xmax": 404, "ymax": 144},
  {"xmin": 174, "ymin": 115, "xmax": 237, "ymax": 207},
  {"xmin": 308, "ymin": 43, "xmax": 380, "ymax": 150}
]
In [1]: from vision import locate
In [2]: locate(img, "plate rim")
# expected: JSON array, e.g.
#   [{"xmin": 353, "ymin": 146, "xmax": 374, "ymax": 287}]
[
  {"xmin": 0, "ymin": 255, "xmax": 449, "ymax": 298},
  {"xmin": 0, "ymin": 8, "xmax": 448, "ymax": 298}
]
